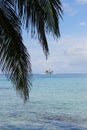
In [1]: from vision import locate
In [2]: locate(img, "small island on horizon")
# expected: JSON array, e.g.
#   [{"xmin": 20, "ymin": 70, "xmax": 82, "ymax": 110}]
[{"xmin": 45, "ymin": 70, "xmax": 53, "ymax": 75}]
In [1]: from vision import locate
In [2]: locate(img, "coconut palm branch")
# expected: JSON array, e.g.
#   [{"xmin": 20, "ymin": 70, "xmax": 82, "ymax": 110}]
[
  {"xmin": 0, "ymin": 0, "xmax": 62, "ymax": 101},
  {"xmin": 15, "ymin": 0, "xmax": 63, "ymax": 58},
  {"xmin": 0, "ymin": 0, "xmax": 31, "ymax": 101}
]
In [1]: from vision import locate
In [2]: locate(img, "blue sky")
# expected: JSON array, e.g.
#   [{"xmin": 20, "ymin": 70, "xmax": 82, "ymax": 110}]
[{"xmin": 23, "ymin": 0, "xmax": 87, "ymax": 74}]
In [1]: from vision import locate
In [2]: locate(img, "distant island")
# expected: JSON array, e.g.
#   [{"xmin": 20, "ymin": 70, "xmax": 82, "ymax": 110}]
[{"xmin": 45, "ymin": 70, "xmax": 53, "ymax": 75}]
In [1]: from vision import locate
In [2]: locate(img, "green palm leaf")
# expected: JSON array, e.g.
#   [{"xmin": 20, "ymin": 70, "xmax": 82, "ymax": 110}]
[
  {"xmin": 15, "ymin": 0, "xmax": 63, "ymax": 57},
  {"xmin": 0, "ymin": 1, "xmax": 31, "ymax": 101},
  {"xmin": 0, "ymin": 0, "xmax": 62, "ymax": 101}
]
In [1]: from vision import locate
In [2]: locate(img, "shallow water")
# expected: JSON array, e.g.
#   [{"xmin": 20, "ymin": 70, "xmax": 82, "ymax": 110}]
[{"xmin": 0, "ymin": 74, "xmax": 87, "ymax": 130}]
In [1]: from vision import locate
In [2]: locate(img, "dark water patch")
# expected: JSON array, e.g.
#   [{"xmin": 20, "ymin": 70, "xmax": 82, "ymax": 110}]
[
  {"xmin": 0, "ymin": 125, "xmax": 21, "ymax": 130},
  {"xmin": 58, "ymin": 122, "xmax": 87, "ymax": 130},
  {"xmin": 0, "ymin": 118, "xmax": 87, "ymax": 130},
  {"xmin": 0, "ymin": 125, "xmax": 43, "ymax": 130},
  {"xmin": 30, "ymin": 101, "xmax": 41, "ymax": 105},
  {"xmin": 42, "ymin": 113, "xmax": 87, "ymax": 127}
]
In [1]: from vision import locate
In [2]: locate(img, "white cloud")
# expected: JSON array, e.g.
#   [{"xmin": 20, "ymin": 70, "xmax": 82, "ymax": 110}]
[
  {"xmin": 66, "ymin": 45, "xmax": 87, "ymax": 57},
  {"xmin": 63, "ymin": 36, "xmax": 87, "ymax": 71},
  {"xmin": 63, "ymin": 35, "xmax": 87, "ymax": 57},
  {"xmin": 24, "ymin": 33, "xmax": 87, "ymax": 73},
  {"xmin": 76, "ymin": 0, "xmax": 87, "ymax": 4},
  {"xmin": 80, "ymin": 22, "xmax": 86, "ymax": 26},
  {"xmin": 62, "ymin": 2, "xmax": 78, "ymax": 16}
]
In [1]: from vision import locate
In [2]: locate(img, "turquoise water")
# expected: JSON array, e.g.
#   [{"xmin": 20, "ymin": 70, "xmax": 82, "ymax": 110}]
[{"xmin": 0, "ymin": 74, "xmax": 87, "ymax": 130}]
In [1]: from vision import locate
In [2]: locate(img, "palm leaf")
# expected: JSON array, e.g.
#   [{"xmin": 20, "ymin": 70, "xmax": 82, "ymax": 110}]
[
  {"xmin": 0, "ymin": 0, "xmax": 63, "ymax": 101},
  {"xmin": 15, "ymin": 0, "xmax": 63, "ymax": 57},
  {"xmin": 0, "ymin": 1, "xmax": 31, "ymax": 101}
]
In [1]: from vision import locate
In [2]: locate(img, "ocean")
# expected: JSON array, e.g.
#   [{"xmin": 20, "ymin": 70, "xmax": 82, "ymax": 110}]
[{"xmin": 0, "ymin": 74, "xmax": 87, "ymax": 130}]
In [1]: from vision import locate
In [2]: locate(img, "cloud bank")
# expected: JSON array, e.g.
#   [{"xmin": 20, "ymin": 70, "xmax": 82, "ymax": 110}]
[{"xmin": 76, "ymin": 0, "xmax": 87, "ymax": 4}]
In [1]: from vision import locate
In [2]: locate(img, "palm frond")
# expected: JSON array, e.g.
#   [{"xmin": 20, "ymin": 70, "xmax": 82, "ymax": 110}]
[
  {"xmin": 43, "ymin": 0, "xmax": 63, "ymax": 37},
  {"xmin": 0, "ymin": 1, "xmax": 31, "ymax": 101},
  {"xmin": 0, "ymin": 0, "xmax": 63, "ymax": 101},
  {"xmin": 15, "ymin": 0, "xmax": 63, "ymax": 57}
]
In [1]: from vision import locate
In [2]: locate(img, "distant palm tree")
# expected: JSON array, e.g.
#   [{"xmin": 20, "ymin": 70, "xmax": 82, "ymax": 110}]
[
  {"xmin": 45, "ymin": 70, "xmax": 53, "ymax": 75},
  {"xmin": 0, "ymin": 0, "xmax": 62, "ymax": 101}
]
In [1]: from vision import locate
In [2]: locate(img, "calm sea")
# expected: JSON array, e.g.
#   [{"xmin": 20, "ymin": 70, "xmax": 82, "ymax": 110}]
[{"xmin": 0, "ymin": 74, "xmax": 87, "ymax": 130}]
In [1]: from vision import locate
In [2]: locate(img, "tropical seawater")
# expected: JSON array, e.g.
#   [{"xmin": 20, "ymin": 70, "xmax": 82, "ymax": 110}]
[{"xmin": 0, "ymin": 74, "xmax": 87, "ymax": 130}]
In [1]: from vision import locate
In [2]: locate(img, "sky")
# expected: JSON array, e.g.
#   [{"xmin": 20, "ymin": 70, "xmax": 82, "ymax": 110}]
[{"xmin": 23, "ymin": 0, "xmax": 87, "ymax": 74}]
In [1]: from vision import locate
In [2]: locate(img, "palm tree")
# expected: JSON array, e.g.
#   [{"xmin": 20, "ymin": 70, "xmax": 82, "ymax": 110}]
[
  {"xmin": 45, "ymin": 70, "xmax": 53, "ymax": 75},
  {"xmin": 0, "ymin": 0, "xmax": 62, "ymax": 101}
]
